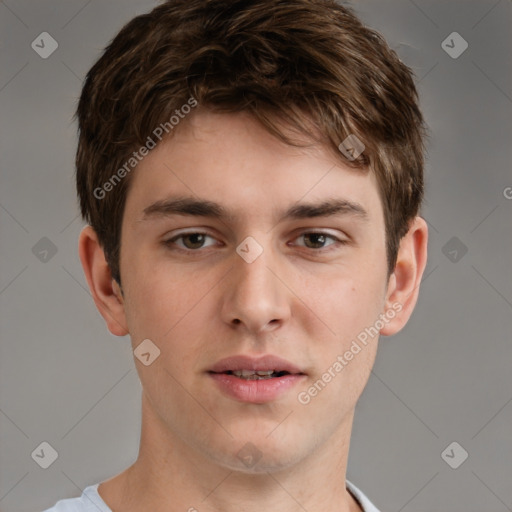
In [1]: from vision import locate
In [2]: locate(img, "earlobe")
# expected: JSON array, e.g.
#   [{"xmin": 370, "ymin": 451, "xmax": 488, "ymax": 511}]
[
  {"xmin": 380, "ymin": 216, "xmax": 428, "ymax": 337},
  {"xmin": 78, "ymin": 225, "xmax": 129, "ymax": 336}
]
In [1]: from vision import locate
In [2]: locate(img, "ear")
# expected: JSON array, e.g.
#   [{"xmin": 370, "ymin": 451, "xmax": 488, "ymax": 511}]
[
  {"xmin": 380, "ymin": 216, "xmax": 428, "ymax": 336},
  {"xmin": 78, "ymin": 225, "xmax": 129, "ymax": 336}
]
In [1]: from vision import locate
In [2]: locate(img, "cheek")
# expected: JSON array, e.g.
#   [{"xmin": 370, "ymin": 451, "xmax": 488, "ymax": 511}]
[
  {"xmin": 121, "ymin": 254, "xmax": 220, "ymax": 360},
  {"xmin": 297, "ymin": 259, "xmax": 386, "ymax": 393},
  {"xmin": 299, "ymin": 261, "xmax": 386, "ymax": 337},
  {"xmin": 296, "ymin": 277, "xmax": 383, "ymax": 419}
]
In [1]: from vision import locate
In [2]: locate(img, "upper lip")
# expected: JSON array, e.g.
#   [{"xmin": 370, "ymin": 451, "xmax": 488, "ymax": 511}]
[{"xmin": 209, "ymin": 355, "xmax": 305, "ymax": 374}]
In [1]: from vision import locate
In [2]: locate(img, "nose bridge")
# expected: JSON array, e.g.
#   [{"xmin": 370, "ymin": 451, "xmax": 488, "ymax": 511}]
[{"xmin": 221, "ymin": 238, "xmax": 290, "ymax": 332}]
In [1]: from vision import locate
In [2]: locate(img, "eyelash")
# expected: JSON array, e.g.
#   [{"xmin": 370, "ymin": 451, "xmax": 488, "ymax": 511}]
[{"xmin": 163, "ymin": 231, "xmax": 348, "ymax": 254}]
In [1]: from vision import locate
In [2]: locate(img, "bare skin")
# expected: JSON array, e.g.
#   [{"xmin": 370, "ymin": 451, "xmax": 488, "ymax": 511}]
[{"xmin": 79, "ymin": 110, "xmax": 428, "ymax": 512}]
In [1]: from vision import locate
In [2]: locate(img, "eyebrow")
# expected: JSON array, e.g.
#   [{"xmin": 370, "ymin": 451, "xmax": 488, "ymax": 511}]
[{"xmin": 141, "ymin": 196, "xmax": 368, "ymax": 222}]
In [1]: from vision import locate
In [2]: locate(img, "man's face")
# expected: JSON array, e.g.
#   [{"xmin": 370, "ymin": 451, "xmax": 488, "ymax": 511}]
[{"xmin": 118, "ymin": 110, "xmax": 390, "ymax": 471}]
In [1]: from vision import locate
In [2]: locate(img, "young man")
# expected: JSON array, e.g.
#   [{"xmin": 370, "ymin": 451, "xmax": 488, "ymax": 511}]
[{"xmin": 44, "ymin": 0, "xmax": 428, "ymax": 510}]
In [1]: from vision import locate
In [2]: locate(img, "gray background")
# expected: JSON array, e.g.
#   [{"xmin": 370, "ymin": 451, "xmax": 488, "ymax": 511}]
[{"xmin": 1, "ymin": 1, "xmax": 511, "ymax": 511}]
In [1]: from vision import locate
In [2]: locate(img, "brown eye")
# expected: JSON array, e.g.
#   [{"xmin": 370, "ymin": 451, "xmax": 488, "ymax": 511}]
[
  {"xmin": 165, "ymin": 232, "xmax": 218, "ymax": 251},
  {"xmin": 181, "ymin": 233, "xmax": 207, "ymax": 249},
  {"xmin": 291, "ymin": 232, "xmax": 346, "ymax": 251},
  {"xmin": 303, "ymin": 233, "xmax": 328, "ymax": 249}
]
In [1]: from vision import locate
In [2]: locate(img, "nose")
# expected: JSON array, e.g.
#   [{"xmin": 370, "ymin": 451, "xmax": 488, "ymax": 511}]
[{"xmin": 220, "ymin": 240, "xmax": 291, "ymax": 334}]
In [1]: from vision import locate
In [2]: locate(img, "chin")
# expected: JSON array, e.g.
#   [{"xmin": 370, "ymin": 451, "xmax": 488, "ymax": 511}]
[
  {"xmin": 207, "ymin": 437, "xmax": 306, "ymax": 474},
  {"xmin": 224, "ymin": 452, "xmax": 300, "ymax": 474},
  {"xmin": 190, "ymin": 419, "xmax": 318, "ymax": 473}
]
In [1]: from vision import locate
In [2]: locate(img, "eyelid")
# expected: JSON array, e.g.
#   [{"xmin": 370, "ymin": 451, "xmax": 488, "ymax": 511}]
[
  {"xmin": 290, "ymin": 230, "xmax": 348, "ymax": 248},
  {"xmin": 164, "ymin": 229, "xmax": 221, "ymax": 249}
]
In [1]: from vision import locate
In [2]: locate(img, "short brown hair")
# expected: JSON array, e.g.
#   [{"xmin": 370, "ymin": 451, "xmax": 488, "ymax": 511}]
[{"xmin": 76, "ymin": 0, "xmax": 426, "ymax": 285}]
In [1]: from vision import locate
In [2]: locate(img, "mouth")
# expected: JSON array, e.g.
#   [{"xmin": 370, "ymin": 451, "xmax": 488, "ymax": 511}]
[
  {"xmin": 209, "ymin": 369, "xmax": 297, "ymax": 380},
  {"xmin": 207, "ymin": 354, "xmax": 307, "ymax": 403},
  {"xmin": 208, "ymin": 354, "xmax": 306, "ymax": 378}
]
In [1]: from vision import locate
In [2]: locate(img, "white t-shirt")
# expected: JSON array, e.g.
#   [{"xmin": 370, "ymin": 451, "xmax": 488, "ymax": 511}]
[{"xmin": 42, "ymin": 480, "xmax": 380, "ymax": 511}]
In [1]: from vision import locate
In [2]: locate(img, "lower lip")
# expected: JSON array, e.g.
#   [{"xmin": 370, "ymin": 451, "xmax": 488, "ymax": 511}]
[{"xmin": 208, "ymin": 373, "xmax": 306, "ymax": 403}]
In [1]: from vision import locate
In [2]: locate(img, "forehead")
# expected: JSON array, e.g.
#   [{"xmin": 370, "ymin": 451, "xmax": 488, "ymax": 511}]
[{"xmin": 123, "ymin": 110, "xmax": 383, "ymax": 225}]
